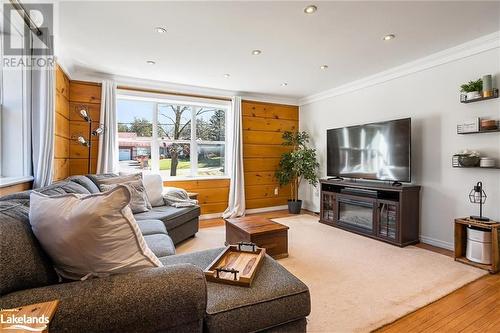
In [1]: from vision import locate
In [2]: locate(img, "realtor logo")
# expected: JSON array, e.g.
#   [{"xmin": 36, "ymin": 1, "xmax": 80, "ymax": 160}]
[
  {"xmin": 0, "ymin": 309, "xmax": 50, "ymax": 331},
  {"xmin": 2, "ymin": 2, "xmax": 54, "ymax": 56}
]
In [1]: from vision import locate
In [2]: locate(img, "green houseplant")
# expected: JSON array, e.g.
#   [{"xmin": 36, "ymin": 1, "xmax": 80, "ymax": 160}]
[
  {"xmin": 460, "ymin": 79, "xmax": 483, "ymax": 100},
  {"xmin": 275, "ymin": 131, "xmax": 319, "ymax": 214}
]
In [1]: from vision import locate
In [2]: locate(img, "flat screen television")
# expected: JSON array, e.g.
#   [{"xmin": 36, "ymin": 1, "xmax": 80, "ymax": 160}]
[{"xmin": 327, "ymin": 118, "xmax": 411, "ymax": 182}]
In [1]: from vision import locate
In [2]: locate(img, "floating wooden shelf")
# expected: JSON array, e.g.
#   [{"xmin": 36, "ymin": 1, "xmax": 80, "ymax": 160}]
[
  {"xmin": 460, "ymin": 89, "xmax": 499, "ymax": 103},
  {"xmin": 457, "ymin": 128, "xmax": 500, "ymax": 135}
]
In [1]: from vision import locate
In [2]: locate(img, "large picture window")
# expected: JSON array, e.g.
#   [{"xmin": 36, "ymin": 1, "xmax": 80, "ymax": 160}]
[{"xmin": 117, "ymin": 93, "xmax": 228, "ymax": 179}]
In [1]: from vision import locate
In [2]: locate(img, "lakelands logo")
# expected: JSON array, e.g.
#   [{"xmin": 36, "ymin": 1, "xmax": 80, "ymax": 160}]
[
  {"xmin": 1, "ymin": 310, "xmax": 49, "ymax": 331},
  {"xmin": 2, "ymin": 2, "xmax": 54, "ymax": 69}
]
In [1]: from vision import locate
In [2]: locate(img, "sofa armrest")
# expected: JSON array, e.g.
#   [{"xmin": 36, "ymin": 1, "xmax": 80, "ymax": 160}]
[{"xmin": 0, "ymin": 264, "xmax": 207, "ymax": 333}]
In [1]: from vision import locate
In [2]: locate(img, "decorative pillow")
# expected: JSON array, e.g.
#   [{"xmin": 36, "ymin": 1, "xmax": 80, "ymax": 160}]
[
  {"xmin": 96, "ymin": 174, "xmax": 151, "ymax": 213},
  {"xmin": 100, "ymin": 180, "xmax": 152, "ymax": 213},
  {"xmin": 143, "ymin": 174, "xmax": 165, "ymax": 207},
  {"xmin": 29, "ymin": 186, "xmax": 163, "ymax": 281}
]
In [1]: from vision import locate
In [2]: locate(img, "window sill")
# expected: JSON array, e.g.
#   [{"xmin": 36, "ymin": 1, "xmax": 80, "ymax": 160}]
[
  {"xmin": 0, "ymin": 176, "xmax": 34, "ymax": 188},
  {"xmin": 162, "ymin": 175, "xmax": 230, "ymax": 182}
]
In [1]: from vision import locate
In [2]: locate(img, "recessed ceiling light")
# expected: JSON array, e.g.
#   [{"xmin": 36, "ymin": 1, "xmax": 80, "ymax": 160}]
[
  {"xmin": 281, "ymin": 82, "xmax": 288, "ymax": 87},
  {"xmin": 146, "ymin": 60, "xmax": 156, "ymax": 65},
  {"xmin": 251, "ymin": 49, "xmax": 262, "ymax": 56},
  {"xmin": 155, "ymin": 27, "xmax": 167, "ymax": 34},
  {"xmin": 320, "ymin": 65, "xmax": 329, "ymax": 70},
  {"xmin": 383, "ymin": 34, "xmax": 396, "ymax": 41},
  {"xmin": 304, "ymin": 5, "xmax": 317, "ymax": 14},
  {"xmin": 223, "ymin": 73, "xmax": 231, "ymax": 78}
]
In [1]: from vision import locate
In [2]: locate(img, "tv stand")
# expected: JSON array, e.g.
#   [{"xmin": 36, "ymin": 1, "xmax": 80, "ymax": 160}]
[
  {"xmin": 319, "ymin": 179, "xmax": 421, "ymax": 247},
  {"xmin": 327, "ymin": 176, "xmax": 344, "ymax": 181}
]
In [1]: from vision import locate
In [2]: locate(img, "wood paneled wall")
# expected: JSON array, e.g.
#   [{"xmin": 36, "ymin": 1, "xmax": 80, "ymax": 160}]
[
  {"xmin": 68, "ymin": 81, "xmax": 102, "ymax": 175},
  {"xmin": 53, "ymin": 65, "xmax": 71, "ymax": 181},
  {"xmin": 242, "ymin": 100, "xmax": 298, "ymax": 209},
  {"xmin": 164, "ymin": 179, "xmax": 230, "ymax": 215}
]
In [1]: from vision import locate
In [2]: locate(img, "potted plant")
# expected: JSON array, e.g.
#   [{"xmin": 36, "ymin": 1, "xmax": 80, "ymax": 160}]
[
  {"xmin": 460, "ymin": 79, "xmax": 483, "ymax": 100},
  {"xmin": 275, "ymin": 131, "xmax": 319, "ymax": 214}
]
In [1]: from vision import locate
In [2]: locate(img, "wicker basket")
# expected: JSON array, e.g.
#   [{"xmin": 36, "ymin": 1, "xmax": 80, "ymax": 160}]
[{"xmin": 458, "ymin": 155, "xmax": 480, "ymax": 167}]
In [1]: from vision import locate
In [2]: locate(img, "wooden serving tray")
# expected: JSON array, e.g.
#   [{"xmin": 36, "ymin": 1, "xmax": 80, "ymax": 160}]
[{"xmin": 204, "ymin": 242, "xmax": 265, "ymax": 287}]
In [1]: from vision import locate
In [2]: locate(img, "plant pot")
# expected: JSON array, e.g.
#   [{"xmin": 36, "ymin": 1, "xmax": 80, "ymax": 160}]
[
  {"xmin": 288, "ymin": 200, "xmax": 302, "ymax": 214},
  {"xmin": 466, "ymin": 91, "xmax": 481, "ymax": 100}
]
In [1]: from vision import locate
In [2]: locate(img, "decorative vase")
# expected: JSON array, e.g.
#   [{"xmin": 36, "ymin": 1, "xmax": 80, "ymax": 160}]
[
  {"xmin": 287, "ymin": 200, "xmax": 302, "ymax": 214},
  {"xmin": 466, "ymin": 91, "xmax": 481, "ymax": 100},
  {"xmin": 482, "ymin": 75, "xmax": 493, "ymax": 97}
]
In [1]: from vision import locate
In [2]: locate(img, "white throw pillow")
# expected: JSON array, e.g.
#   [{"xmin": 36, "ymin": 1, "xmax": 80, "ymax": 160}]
[
  {"xmin": 143, "ymin": 174, "xmax": 165, "ymax": 207},
  {"xmin": 29, "ymin": 186, "xmax": 163, "ymax": 281}
]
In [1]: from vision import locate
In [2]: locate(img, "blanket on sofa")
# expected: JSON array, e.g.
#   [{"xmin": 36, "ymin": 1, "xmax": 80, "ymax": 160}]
[{"xmin": 163, "ymin": 187, "xmax": 198, "ymax": 208}]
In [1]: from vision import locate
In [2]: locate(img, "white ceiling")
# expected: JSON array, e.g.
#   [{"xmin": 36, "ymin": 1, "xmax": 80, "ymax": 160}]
[{"xmin": 58, "ymin": 1, "xmax": 500, "ymax": 101}]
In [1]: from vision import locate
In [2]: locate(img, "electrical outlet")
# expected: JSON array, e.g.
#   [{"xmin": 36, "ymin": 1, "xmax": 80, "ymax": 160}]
[{"xmin": 274, "ymin": 187, "xmax": 279, "ymax": 196}]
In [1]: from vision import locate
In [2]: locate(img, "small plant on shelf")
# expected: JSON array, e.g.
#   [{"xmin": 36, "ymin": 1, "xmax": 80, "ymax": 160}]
[
  {"xmin": 460, "ymin": 79, "xmax": 483, "ymax": 101},
  {"xmin": 275, "ymin": 131, "xmax": 319, "ymax": 214}
]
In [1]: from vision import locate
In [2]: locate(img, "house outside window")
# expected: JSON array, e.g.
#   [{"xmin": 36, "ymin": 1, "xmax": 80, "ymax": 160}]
[{"xmin": 117, "ymin": 92, "xmax": 229, "ymax": 179}]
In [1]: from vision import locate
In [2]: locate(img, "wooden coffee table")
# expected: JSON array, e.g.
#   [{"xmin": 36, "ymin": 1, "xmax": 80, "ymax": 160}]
[{"xmin": 225, "ymin": 216, "xmax": 289, "ymax": 259}]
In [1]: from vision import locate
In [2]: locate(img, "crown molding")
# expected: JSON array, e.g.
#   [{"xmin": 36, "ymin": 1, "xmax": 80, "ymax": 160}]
[{"xmin": 299, "ymin": 31, "xmax": 500, "ymax": 106}]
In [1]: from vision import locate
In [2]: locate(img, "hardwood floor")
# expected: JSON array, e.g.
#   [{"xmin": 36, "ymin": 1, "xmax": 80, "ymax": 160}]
[
  {"xmin": 376, "ymin": 274, "xmax": 500, "ymax": 332},
  {"xmin": 200, "ymin": 210, "xmax": 500, "ymax": 332}
]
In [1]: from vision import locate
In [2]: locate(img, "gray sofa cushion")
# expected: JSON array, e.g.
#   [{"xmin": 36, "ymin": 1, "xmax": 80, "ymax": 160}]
[
  {"xmin": 36, "ymin": 181, "xmax": 91, "ymax": 196},
  {"xmin": 134, "ymin": 205, "xmax": 201, "ymax": 231},
  {"xmin": 161, "ymin": 248, "xmax": 311, "ymax": 333},
  {"xmin": 0, "ymin": 264, "xmax": 207, "ymax": 333},
  {"xmin": 137, "ymin": 219, "xmax": 168, "ymax": 236},
  {"xmin": 0, "ymin": 201, "xmax": 58, "ymax": 296},
  {"xmin": 67, "ymin": 175, "xmax": 101, "ymax": 193},
  {"xmin": 144, "ymin": 234, "xmax": 176, "ymax": 257},
  {"xmin": 0, "ymin": 181, "xmax": 90, "ymax": 203},
  {"xmin": 86, "ymin": 173, "xmax": 120, "ymax": 187}
]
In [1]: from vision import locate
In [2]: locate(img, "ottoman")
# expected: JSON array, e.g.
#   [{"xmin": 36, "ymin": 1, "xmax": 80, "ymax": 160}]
[{"xmin": 161, "ymin": 248, "xmax": 311, "ymax": 333}]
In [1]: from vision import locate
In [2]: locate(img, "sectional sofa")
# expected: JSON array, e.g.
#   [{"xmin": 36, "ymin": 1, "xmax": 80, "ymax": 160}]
[{"xmin": 0, "ymin": 175, "xmax": 311, "ymax": 332}]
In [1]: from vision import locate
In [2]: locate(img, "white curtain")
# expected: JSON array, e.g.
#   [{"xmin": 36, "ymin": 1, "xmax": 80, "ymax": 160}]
[
  {"xmin": 31, "ymin": 60, "xmax": 55, "ymax": 188},
  {"xmin": 223, "ymin": 96, "xmax": 246, "ymax": 218},
  {"xmin": 97, "ymin": 80, "xmax": 118, "ymax": 174}
]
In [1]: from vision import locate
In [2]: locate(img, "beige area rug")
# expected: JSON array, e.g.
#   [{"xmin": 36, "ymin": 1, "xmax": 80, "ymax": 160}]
[{"xmin": 177, "ymin": 214, "xmax": 486, "ymax": 332}]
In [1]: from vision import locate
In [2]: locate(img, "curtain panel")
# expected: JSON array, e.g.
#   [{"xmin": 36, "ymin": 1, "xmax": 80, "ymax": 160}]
[
  {"xmin": 223, "ymin": 96, "xmax": 246, "ymax": 218},
  {"xmin": 31, "ymin": 59, "xmax": 55, "ymax": 188},
  {"xmin": 97, "ymin": 80, "xmax": 118, "ymax": 174}
]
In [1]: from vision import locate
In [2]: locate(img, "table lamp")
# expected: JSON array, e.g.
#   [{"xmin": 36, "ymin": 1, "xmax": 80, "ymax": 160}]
[{"xmin": 468, "ymin": 181, "xmax": 489, "ymax": 221}]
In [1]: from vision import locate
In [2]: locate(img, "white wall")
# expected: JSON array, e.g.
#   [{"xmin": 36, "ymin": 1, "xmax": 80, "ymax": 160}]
[{"xmin": 299, "ymin": 47, "xmax": 500, "ymax": 249}]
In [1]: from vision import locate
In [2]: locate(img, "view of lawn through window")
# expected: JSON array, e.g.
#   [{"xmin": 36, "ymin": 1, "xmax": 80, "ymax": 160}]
[{"xmin": 117, "ymin": 97, "xmax": 227, "ymax": 178}]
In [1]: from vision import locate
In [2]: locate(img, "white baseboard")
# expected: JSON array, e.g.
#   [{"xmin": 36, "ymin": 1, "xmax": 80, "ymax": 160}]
[
  {"xmin": 419, "ymin": 235, "xmax": 454, "ymax": 251},
  {"xmin": 199, "ymin": 205, "xmax": 288, "ymax": 220}
]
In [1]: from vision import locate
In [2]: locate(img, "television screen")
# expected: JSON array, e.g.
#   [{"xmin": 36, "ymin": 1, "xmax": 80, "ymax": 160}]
[{"xmin": 327, "ymin": 118, "xmax": 411, "ymax": 182}]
